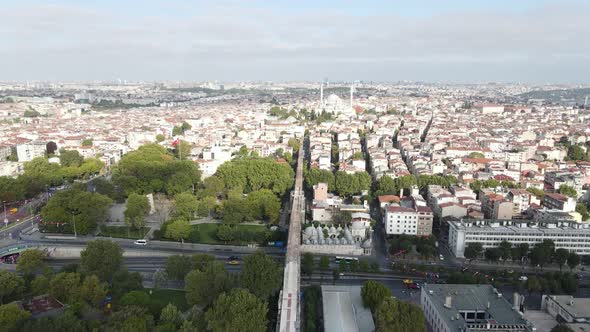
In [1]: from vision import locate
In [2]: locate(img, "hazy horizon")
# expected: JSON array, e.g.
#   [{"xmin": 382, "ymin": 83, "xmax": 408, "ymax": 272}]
[{"xmin": 2, "ymin": 0, "xmax": 590, "ymax": 83}]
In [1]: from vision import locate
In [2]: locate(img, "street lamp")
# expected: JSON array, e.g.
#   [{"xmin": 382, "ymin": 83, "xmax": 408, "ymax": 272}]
[{"xmin": 3, "ymin": 201, "xmax": 8, "ymax": 228}]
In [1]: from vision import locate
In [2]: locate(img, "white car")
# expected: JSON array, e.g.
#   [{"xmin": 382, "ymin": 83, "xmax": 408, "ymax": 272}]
[
  {"xmin": 439, "ymin": 254, "xmax": 445, "ymax": 261},
  {"xmin": 519, "ymin": 276, "xmax": 528, "ymax": 281},
  {"xmin": 134, "ymin": 239, "xmax": 148, "ymax": 246}
]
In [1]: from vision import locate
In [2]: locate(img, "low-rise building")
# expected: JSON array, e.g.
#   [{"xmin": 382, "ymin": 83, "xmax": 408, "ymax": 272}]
[
  {"xmin": 448, "ymin": 218, "xmax": 590, "ymax": 258},
  {"xmin": 421, "ymin": 284, "xmax": 533, "ymax": 332}
]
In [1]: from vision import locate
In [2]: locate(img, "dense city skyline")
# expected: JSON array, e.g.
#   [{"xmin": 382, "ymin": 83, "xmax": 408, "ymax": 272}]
[{"xmin": 2, "ymin": 0, "xmax": 590, "ymax": 83}]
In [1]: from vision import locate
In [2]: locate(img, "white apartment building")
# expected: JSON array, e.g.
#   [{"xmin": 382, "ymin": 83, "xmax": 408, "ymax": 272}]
[
  {"xmin": 448, "ymin": 218, "xmax": 590, "ymax": 258},
  {"xmin": 385, "ymin": 206, "xmax": 418, "ymax": 235},
  {"xmin": 16, "ymin": 142, "xmax": 46, "ymax": 162}
]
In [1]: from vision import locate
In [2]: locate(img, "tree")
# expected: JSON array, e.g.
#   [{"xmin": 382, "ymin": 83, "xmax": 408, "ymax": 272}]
[
  {"xmin": 526, "ymin": 276, "xmax": 542, "ymax": 293},
  {"xmin": 468, "ymin": 152, "xmax": 485, "ymax": 158},
  {"xmin": 160, "ymin": 303, "xmax": 183, "ymax": 327},
  {"xmin": 173, "ymin": 192, "xmax": 198, "ymax": 220},
  {"xmin": 185, "ymin": 261, "xmax": 231, "ymax": 307},
  {"xmin": 552, "ymin": 324, "xmax": 574, "ymax": 332},
  {"xmin": 464, "ymin": 242, "xmax": 483, "ymax": 260},
  {"xmin": 319, "ymin": 256, "xmax": 330, "ymax": 270},
  {"xmin": 375, "ymin": 175, "xmax": 397, "ymax": 196},
  {"xmin": 529, "ymin": 240, "xmax": 555, "ymax": 269},
  {"xmin": 498, "ymin": 240, "xmax": 512, "ymax": 261},
  {"xmin": 165, "ymin": 219, "xmax": 192, "ymax": 242},
  {"xmin": 197, "ymin": 196, "xmax": 217, "ymax": 217},
  {"xmin": 80, "ymin": 239, "xmax": 123, "ymax": 282},
  {"xmin": 30, "ymin": 275, "xmax": 50, "ymax": 296},
  {"xmin": 153, "ymin": 269, "xmax": 169, "ymax": 289},
  {"xmin": 484, "ymin": 248, "xmax": 501, "ymax": 263},
  {"xmin": 124, "ymin": 193, "xmax": 150, "ymax": 230},
  {"xmin": 216, "ymin": 224, "xmax": 235, "ymax": 243},
  {"xmin": 204, "ymin": 288, "xmax": 268, "ymax": 332},
  {"xmin": 46, "ymin": 141, "xmax": 58, "ymax": 155},
  {"xmin": 221, "ymin": 198, "xmax": 247, "ymax": 224},
  {"xmin": 245, "ymin": 189, "xmax": 281, "ymax": 224},
  {"xmin": 16, "ymin": 249, "xmax": 47, "ymax": 276},
  {"xmin": 112, "ymin": 144, "xmax": 201, "ymax": 196},
  {"xmin": 555, "ymin": 249, "xmax": 570, "ymax": 271},
  {"xmin": 111, "ymin": 270, "xmax": 144, "ymax": 298},
  {"xmin": 49, "ymin": 272, "xmax": 81, "ymax": 303},
  {"xmin": 558, "ymin": 185, "xmax": 578, "ymax": 199},
  {"xmin": 202, "ymin": 176, "xmax": 225, "ymax": 198},
  {"xmin": 216, "ymin": 157, "xmax": 294, "ymax": 195},
  {"xmin": 40, "ymin": 188, "xmax": 112, "ymax": 235},
  {"xmin": 302, "ymin": 253, "xmax": 315, "ymax": 277},
  {"xmin": 156, "ymin": 134, "xmax": 166, "ymax": 142},
  {"xmin": 241, "ymin": 251, "xmax": 282, "ymax": 299},
  {"xmin": 568, "ymin": 252, "xmax": 581, "ymax": 271},
  {"xmin": 361, "ymin": 280, "xmax": 392, "ymax": 312},
  {"xmin": 174, "ymin": 140, "xmax": 192, "ymax": 161},
  {"xmin": 527, "ymin": 187, "xmax": 545, "ymax": 199},
  {"xmin": 576, "ymin": 203, "xmax": 590, "ymax": 221},
  {"xmin": 304, "ymin": 168, "xmax": 335, "ymax": 191},
  {"xmin": 0, "ymin": 303, "xmax": 31, "ymax": 332},
  {"xmin": 80, "ymin": 275, "xmax": 108, "ymax": 307},
  {"xmin": 165, "ymin": 255, "xmax": 193, "ymax": 281},
  {"xmin": 287, "ymin": 138, "xmax": 300, "ymax": 153},
  {"xmin": 81, "ymin": 138, "xmax": 93, "ymax": 146},
  {"xmin": 107, "ymin": 305, "xmax": 154, "ymax": 332},
  {"xmin": 0, "ymin": 271, "xmax": 24, "ymax": 304},
  {"xmin": 59, "ymin": 149, "xmax": 84, "ymax": 167},
  {"xmin": 567, "ymin": 144, "xmax": 587, "ymax": 161},
  {"xmin": 332, "ymin": 210, "xmax": 352, "ymax": 227},
  {"xmin": 373, "ymin": 297, "xmax": 426, "ymax": 332}
]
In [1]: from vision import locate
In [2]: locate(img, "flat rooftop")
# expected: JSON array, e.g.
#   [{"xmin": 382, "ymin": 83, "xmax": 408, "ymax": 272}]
[{"xmin": 321, "ymin": 285, "xmax": 375, "ymax": 332}]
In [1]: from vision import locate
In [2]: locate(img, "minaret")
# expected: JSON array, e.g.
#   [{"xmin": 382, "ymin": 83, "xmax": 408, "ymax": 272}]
[
  {"xmin": 320, "ymin": 83, "xmax": 324, "ymax": 107},
  {"xmin": 350, "ymin": 82, "xmax": 354, "ymax": 108}
]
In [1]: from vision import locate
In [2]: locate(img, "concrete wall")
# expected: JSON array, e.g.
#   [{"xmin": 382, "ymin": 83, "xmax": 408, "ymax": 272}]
[{"xmin": 301, "ymin": 244, "xmax": 365, "ymax": 256}]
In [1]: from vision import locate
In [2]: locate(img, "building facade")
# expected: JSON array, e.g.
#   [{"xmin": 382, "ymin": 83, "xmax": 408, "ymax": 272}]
[{"xmin": 448, "ymin": 218, "xmax": 590, "ymax": 258}]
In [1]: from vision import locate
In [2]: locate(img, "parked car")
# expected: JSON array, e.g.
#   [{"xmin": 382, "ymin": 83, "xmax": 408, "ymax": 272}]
[
  {"xmin": 519, "ymin": 275, "xmax": 528, "ymax": 281},
  {"xmin": 134, "ymin": 239, "xmax": 147, "ymax": 246}
]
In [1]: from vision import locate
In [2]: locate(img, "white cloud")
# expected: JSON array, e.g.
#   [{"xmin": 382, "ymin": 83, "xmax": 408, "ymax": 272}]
[{"xmin": 0, "ymin": 1, "xmax": 589, "ymax": 82}]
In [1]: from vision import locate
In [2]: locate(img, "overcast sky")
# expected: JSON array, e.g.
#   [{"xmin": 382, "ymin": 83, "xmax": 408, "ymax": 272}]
[{"xmin": 2, "ymin": 0, "xmax": 589, "ymax": 83}]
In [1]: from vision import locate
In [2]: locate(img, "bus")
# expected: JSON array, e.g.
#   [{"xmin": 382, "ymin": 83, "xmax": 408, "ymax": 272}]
[{"xmin": 334, "ymin": 256, "xmax": 359, "ymax": 264}]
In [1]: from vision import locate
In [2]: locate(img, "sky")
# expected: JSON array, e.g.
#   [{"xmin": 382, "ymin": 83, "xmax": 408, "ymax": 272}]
[{"xmin": 1, "ymin": 0, "xmax": 589, "ymax": 83}]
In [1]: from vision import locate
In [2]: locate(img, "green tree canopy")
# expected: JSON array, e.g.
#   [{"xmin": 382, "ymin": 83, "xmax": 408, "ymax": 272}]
[
  {"xmin": 245, "ymin": 189, "xmax": 281, "ymax": 224},
  {"xmin": 216, "ymin": 157, "xmax": 294, "ymax": 195},
  {"xmin": 172, "ymin": 192, "xmax": 198, "ymax": 220},
  {"xmin": 304, "ymin": 168, "xmax": 335, "ymax": 192},
  {"xmin": 165, "ymin": 219, "xmax": 192, "ymax": 242},
  {"xmin": 204, "ymin": 288, "xmax": 268, "ymax": 332},
  {"xmin": 124, "ymin": 193, "xmax": 150, "ymax": 229},
  {"xmin": 40, "ymin": 188, "xmax": 112, "ymax": 235},
  {"xmin": 0, "ymin": 271, "xmax": 25, "ymax": 304},
  {"xmin": 165, "ymin": 255, "xmax": 193, "ymax": 281},
  {"xmin": 185, "ymin": 261, "xmax": 232, "ymax": 307},
  {"xmin": 361, "ymin": 280, "xmax": 392, "ymax": 312},
  {"xmin": 80, "ymin": 239, "xmax": 123, "ymax": 282},
  {"xmin": 59, "ymin": 149, "xmax": 84, "ymax": 167},
  {"xmin": 240, "ymin": 251, "xmax": 282, "ymax": 299},
  {"xmin": 112, "ymin": 143, "xmax": 201, "ymax": 195},
  {"xmin": 16, "ymin": 249, "xmax": 47, "ymax": 276},
  {"xmin": 558, "ymin": 185, "xmax": 578, "ymax": 199},
  {"xmin": 373, "ymin": 297, "xmax": 426, "ymax": 332},
  {"xmin": 464, "ymin": 242, "xmax": 483, "ymax": 260},
  {"xmin": 0, "ymin": 303, "xmax": 31, "ymax": 332}
]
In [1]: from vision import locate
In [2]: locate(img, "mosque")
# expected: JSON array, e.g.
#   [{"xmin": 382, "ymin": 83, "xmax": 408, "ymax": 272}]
[{"xmin": 317, "ymin": 83, "xmax": 357, "ymax": 117}]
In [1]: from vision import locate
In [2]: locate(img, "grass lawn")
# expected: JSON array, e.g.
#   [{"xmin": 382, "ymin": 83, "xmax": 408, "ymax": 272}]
[
  {"xmin": 98, "ymin": 225, "xmax": 151, "ymax": 239},
  {"xmin": 186, "ymin": 223, "xmax": 268, "ymax": 245},
  {"xmin": 144, "ymin": 289, "xmax": 189, "ymax": 313}
]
